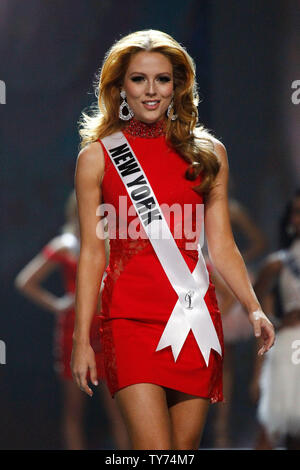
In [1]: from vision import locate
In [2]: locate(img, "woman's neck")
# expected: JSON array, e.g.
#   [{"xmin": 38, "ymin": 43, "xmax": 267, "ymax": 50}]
[{"xmin": 123, "ymin": 116, "xmax": 167, "ymax": 138}]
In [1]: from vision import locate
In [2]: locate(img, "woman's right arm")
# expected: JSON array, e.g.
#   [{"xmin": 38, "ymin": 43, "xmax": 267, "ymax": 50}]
[{"xmin": 71, "ymin": 141, "xmax": 106, "ymax": 396}]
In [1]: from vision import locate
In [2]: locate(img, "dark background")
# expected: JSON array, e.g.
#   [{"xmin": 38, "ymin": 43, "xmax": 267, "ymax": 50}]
[{"xmin": 0, "ymin": 0, "xmax": 299, "ymax": 449}]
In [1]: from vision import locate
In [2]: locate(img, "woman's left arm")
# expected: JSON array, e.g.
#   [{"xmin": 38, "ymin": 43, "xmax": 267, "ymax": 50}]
[{"xmin": 204, "ymin": 140, "xmax": 275, "ymax": 355}]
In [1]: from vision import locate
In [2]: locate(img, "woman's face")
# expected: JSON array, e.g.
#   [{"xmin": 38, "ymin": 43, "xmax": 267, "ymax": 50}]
[
  {"xmin": 122, "ymin": 51, "xmax": 174, "ymax": 124},
  {"xmin": 290, "ymin": 196, "xmax": 300, "ymax": 236}
]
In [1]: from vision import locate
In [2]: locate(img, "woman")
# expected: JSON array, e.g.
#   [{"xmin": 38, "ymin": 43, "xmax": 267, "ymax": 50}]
[
  {"xmin": 71, "ymin": 29, "xmax": 275, "ymax": 450},
  {"xmin": 251, "ymin": 189, "xmax": 300, "ymax": 450},
  {"xmin": 15, "ymin": 190, "xmax": 129, "ymax": 450}
]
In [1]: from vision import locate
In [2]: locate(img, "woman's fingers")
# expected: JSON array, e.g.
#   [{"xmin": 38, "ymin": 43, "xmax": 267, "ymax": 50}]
[
  {"xmin": 257, "ymin": 319, "xmax": 275, "ymax": 355},
  {"xmin": 89, "ymin": 362, "xmax": 98, "ymax": 387},
  {"xmin": 257, "ymin": 343, "xmax": 266, "ymax": 356},
  {"xmin": 250, "ymin": 310, "xmax": 275, "ymax": 356},
  {"xmin": 78, "ymin": 374, "xmax": 93, "ymax": 396},
  {"xmin": 72, "ymin": 365, "xmax": 94, "ymax": 396},
  {"xmin": 71, "ymin": 344, "xmax": 97, "ymax": 396},
  {"xmin": 262, "ymin": 320, "xmax": 275, "ymax": 350},
  {"xmin": 74, "ymin": 367, "xmax": 97, "ymax": 395}
]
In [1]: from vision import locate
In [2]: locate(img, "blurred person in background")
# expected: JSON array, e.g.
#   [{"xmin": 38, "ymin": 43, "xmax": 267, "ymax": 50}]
[
  {"xmin": 250, "ymin": 188, "xmax": 300, "ymax": 450},
  {"xmin": 14, "ymin": 190, "xmax": 129, "ymax": 450},
  {"xmin": 208, "ymin": 181, "xmax": 267, "ymax": 447}
]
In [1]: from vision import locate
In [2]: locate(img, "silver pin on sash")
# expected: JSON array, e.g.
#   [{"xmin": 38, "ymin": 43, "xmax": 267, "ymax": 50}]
[{"xmin": 184, "ymin": 290, "xmax": 194, "ymax": 309}]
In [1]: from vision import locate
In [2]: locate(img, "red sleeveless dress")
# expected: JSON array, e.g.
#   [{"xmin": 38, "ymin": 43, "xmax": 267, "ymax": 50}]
[
  {"xmin": 42, "ymin": 242, "xmax": 103, "ymax": 380},
  {"xmin": 97, "ymin": 118, "xmax": 224, "ymax": 402}
]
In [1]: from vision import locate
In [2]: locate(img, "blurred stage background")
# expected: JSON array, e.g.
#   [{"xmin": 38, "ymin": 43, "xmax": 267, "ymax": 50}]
[{"xmin": 0, "ymin": 0, "xmax": 299, "ymax": 449}]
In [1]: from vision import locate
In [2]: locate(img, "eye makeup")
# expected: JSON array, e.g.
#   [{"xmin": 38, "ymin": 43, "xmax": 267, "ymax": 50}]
[{"xmin": 130, "ymin": 74, "xmax": 172, "ymax": 83}]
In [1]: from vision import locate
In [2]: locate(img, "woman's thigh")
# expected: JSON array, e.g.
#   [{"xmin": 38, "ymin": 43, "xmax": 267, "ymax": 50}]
[
  {"xmin": 166, "ymin": 388, "xmax": 210, "ymax": 450},
  {"xmin": 114, "ymin": 383, "xmax": 172, "ymax": 450}
]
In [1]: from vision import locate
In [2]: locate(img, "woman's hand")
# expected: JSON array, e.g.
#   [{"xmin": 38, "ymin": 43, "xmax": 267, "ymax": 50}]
[
  {"xmin": 71, "ymin": 340, "xmax": 98, "ymax": 396},
  {"xmin": 248, "ymin": 309, "xmax": 275, "ymax": 355}
]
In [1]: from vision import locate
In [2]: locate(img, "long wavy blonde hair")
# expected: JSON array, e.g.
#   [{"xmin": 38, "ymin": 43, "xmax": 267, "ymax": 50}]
[{"xmin": 79, "ymin": 29, "xmax": 221, "ymax": 195}]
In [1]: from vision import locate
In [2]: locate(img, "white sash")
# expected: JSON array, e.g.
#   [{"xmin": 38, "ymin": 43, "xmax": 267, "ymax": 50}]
[{"xmin": 101, "ymin": 131, "xmax": 222, "ymax": 366}]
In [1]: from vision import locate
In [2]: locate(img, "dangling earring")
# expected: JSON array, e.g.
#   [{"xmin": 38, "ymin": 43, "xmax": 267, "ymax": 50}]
[
  {"xmin": 167, "ymin": 99, "xmax": 178, "ymax": 121},
  {"xmin": 119, "ymin": 90, "xmax": 134, "ymax": 121}
]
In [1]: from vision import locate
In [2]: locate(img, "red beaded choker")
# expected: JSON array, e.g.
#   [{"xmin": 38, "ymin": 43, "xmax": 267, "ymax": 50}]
[{"xmin": 123, "ymin": 117, "xmax": 167, "ymax": 138}]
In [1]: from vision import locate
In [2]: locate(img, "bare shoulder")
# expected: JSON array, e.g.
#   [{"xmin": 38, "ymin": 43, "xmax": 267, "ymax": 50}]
[
  {"xmin": 210, "ymin": 137, "xmax": 228, "ymax": 167},
  {"xmin": 76, "ymin": 141, "xmax": 105, "ymax": 185},
  {"xmin": 193, "ymin": 127, "xmax": 228, "ymax": 167}
]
